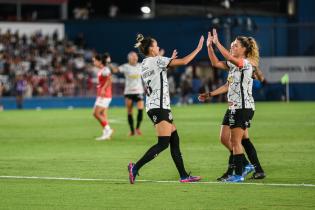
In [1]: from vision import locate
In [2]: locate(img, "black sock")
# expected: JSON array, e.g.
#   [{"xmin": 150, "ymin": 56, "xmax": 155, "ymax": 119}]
[
  {"xmin": 234, "ymin": 154, "xmax": 244, "ymax": 176},
  {"xmin": 170, "ymin": 130, "xmax": 189, "ymax": 178},
  {"xmin": 128, "ymin": 114, "xmax": 134, "ymax": 133},
  {"xmin": 242, "ymin": 138, "xmax": 264, "ymax": 173},
  {"xmin": 242, "ymin": 155, "xmax": 250, "ymax": 166},
  {"xmin": 136, "ymin": 109, "xmax": 143, "ymax": 129},
  {"xmin": 226, "ymin": 150, "xmax": 234, "ymax": 175},
  {"xmin": 135, "ymin": 136, "xmax": 170, "ymax": 171}
]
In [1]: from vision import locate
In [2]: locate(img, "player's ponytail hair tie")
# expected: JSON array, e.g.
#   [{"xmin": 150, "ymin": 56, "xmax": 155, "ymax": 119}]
[
  {"xmin": 134, "ymin": 33, "xmax": 155, "ymax": 56},
  {"xmin": 134, "ymin": 34, "xmax": 144, "ymax": 48}
]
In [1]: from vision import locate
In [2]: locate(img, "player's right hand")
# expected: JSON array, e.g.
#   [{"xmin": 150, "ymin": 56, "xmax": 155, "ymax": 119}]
[
  {"xmin": 197, "ymin": 35, "xmax": 204, "ymax": 51},
  {"xmin": 198, "ymin": 93, "xmax": 209, "ymax": 102}
]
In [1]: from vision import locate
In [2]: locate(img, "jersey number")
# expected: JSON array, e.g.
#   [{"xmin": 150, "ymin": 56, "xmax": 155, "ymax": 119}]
[{"xmin": 145, "ymin": 80, "xmax": 153, "ymax": 97}]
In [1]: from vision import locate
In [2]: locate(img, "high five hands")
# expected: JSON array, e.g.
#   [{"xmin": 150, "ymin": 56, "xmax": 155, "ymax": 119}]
[
  {"xmin": 197, "ymin": 35, "xmax": 205, "ymax": 51},
  {"xmin": 170, "ymin": 35, "xmax": 204, "ymax": 59},
  {"xmin": 207, "ymin": 28, "xmax": 219, "ymax": 47}
]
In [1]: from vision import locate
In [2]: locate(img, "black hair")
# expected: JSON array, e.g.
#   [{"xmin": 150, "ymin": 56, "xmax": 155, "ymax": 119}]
[{"xmin": 94, "ymin": 52, "xmax": 110, "ymax": 65}]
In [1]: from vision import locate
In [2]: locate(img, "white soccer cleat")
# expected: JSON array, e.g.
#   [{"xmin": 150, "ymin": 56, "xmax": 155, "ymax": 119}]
[
  {"xmin": 95, "ymin": 134, "xmax": 110, "ymax": 141},
  {"xmin": 95, "ymin": 128, "xmax": 114, "ymax": 141},
  {"xmin": 106, "ymin": 128, "xmax": 114, "ymax": 139}
]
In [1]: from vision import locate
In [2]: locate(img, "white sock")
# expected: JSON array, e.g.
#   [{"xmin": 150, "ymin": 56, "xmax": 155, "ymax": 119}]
[{"xmin": 104, "ymin": 125, "xmax": 111, "ymax": 130}]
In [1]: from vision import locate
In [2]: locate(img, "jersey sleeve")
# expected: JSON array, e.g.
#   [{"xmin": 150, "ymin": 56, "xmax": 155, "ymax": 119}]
[
  {"xmin": 242, "ymin": 59, "xmax": 251, "ymax": 70},
  {"xmin": 101, "ymin": 67, "xmax": 111, "ymax": 77},
  {"xmin": 226, "ymin": 61, "xmax": 232, "ymax": 68},
  {"xmin": 118, "ymin": 64, "xmax": 127, "ymax": 73},
  {"xmin": 157, "ymin": 56, "xmax": 172, "ymax": 71}
]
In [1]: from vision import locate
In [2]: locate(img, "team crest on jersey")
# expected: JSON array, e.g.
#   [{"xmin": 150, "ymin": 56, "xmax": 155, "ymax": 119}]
[
  {"xmin": 229, "ymin": 117, "xmax": 235, "ymax": 125},
  {"xmin": 227, "ymin": 76, "xmax": 233, "ymax": 83},
  {"xmin": 153, "ymin": 115, "xmax": 157, "ymax": 122}
]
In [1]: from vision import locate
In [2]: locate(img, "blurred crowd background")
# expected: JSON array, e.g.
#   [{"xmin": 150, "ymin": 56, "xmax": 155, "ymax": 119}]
[{"xmin": 0, "ymin": 0, "xmax": 314, "ymax": 109}]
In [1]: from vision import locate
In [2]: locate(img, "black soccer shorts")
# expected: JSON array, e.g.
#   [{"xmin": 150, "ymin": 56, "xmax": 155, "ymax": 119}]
[{"xmin": 147, "ymin": 108, "xmax": 173, "ymax": 125}]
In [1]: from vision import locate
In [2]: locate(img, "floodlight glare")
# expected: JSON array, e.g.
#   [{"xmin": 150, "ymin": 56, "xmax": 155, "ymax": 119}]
[{"xmin": 141, "ymin": 6, "xmax": 151, "ymax": 14}]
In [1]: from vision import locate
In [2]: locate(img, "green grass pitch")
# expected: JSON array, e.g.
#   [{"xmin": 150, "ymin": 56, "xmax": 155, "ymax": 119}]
[{"xmin": 0, "ymin": 102, "xmax": 314, "ymax": 210}]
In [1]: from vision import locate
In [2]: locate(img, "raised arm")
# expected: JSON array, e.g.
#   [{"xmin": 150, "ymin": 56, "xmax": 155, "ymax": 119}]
[
  {"xmin": 168, "ymin": 36, "xmax": 204, "ymax": 67},
  {"xmin": 198, "ymin": 82, "xmax": 229, "ymax": 102},
  {"xmin": 108, "ymin": 63, "xmax": 120, "ymax": 73},
  {"xmin": 212, "ymin": 29, "xmax": 244, "ymax": 68},
  {"xmin": 207, "ymin": 31, "xmax": 229, "ymax": 70}
]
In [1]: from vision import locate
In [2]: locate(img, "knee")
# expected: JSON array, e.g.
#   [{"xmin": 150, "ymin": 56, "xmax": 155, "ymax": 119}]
[
  {"xmin": 230, "ymin": 138, "xmax": 239, "ymax": 148},
  {"xmin": 93, "ymin": 110, "xmax": 98, "ymax": 118},
  {"xmin": 158, "ymin": 136, "xmax": 170, "ymax": 150},
  {"xmin": 220, "ymin": 135, "xmax": 229, "ymax": 145}
]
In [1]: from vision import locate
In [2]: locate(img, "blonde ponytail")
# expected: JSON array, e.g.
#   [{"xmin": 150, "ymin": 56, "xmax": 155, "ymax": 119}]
[
  {"xmin": 236, "ymin": 36, "xmax": 260, "ymax": 66},
  {"xmin": 247, "ymin": 37, "xmax": 260, "ymax": 66}
]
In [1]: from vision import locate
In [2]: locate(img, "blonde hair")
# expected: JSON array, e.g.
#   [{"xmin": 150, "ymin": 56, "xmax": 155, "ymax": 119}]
[{"xmin": 236, "ymin": 36, "xmax": 260, "ymax": 66}]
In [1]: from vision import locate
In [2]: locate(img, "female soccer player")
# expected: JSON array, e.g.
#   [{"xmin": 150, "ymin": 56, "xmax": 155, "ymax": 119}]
[
  {"xmin": 200, "ymin": 29, "xmax": 263, "ymax": 182},
  {"xmin": 112, "ymin": 51, "xmax": 144, "ymax": 136},
  {"xmin": 128, "ymin": 34, "xmax": 204, "ymax": 184},
  {"xmin": 92, "ymin": 53, "xmax": 114, "ymax": 141},
  {"xmin": 199, "ymin": 38, "xmax": 266, "ymax": 180}
]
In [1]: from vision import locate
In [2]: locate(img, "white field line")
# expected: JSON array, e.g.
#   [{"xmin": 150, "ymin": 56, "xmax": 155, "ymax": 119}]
[{"xmin": 0, "ymin": 175, "xmax": 314, "ymax": 188}]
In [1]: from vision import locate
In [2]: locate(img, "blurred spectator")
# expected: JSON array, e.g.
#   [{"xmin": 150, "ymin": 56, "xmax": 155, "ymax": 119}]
[
  {"xmin": 0, "ymin": 29, "xmax": 228, "ymax": 100},
  {"xmin": 0, "ymin": 80, "xmax": 3, "ymax": 110},
  {"xmin": 191, "ymin": 65, "xmax": 202, "ymax": 94},
  {"xmin": 179, "ymin": 74, "xmax": 193, "ymax": 105},
  {"xmin": 168, "ymin": 74, "xmax": 176, "ymax": 97},
  {"xmin": 0, "ymin": 29, "xmax": 101, "ymax": 98},
  {"xmin": 14, "ymin": 72, "xmax": 27, "ymax": 109}
]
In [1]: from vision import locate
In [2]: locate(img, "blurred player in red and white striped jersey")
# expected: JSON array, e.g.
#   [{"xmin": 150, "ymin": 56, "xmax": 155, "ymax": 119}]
[{"xmin": 92, "ymin": 53, "xmax": 114, "ymax": 141}]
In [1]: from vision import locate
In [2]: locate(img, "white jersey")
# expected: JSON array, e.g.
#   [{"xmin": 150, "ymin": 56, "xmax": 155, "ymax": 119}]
[
  {"xmin": 226, "ymin": 59, "xmax": 255, "ymax": 110},
  {"xmin": 140, "ymin": 56, "xmax": 172, "ymax": 111},
  {"xmin": 119, "ymin": 63, "xmax": 144, "ymax": 95}
]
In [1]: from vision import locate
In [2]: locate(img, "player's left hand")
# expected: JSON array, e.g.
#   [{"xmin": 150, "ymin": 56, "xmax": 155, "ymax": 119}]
[
  {"xmin": 212, "ymin": 28, "xmax": 219, "ymax": 44},
  {"xmin": 207, "ymin": 31, "xmax": 213, "ymax": 47}
]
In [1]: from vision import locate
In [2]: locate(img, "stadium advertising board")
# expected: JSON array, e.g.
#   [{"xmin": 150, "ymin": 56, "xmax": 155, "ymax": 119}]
[
  {"xmin": 0, "ymin": 22, "xmax": 64, "ymax": 39},
  {"xmin": 260, "ymin": 57, "xmax": 315, "ymax": 83}
]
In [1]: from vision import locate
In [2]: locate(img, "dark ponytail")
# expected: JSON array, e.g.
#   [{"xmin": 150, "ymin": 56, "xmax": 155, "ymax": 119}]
[
  {"xmin": 94, "ymin": 52, "xmax": 111, "ymax": 66},
  {"xmin": 134, "ymin": 34, "xmax": 154, "ymax": 56}
]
